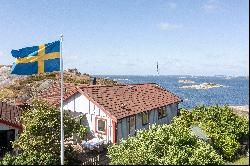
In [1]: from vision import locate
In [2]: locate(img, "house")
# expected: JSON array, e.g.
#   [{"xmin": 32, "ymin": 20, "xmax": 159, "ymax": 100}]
[
  {"xmin": 39, "ymin": 82, "xmax": 182, "ymax": 144},
  {"xmin": 0, "ymin": 101, "xmax": 22, "ymax": 157}
]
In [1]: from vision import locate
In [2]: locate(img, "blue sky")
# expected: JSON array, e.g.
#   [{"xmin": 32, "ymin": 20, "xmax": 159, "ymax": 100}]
[{"xmin": 0, "ymin": 0, "xmax": 249, "ymax": 76}]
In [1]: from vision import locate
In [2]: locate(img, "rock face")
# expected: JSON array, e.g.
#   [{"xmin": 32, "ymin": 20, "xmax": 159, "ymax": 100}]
[
  {"xmin": 229, "ymin": 105, "xmax": 249, "ymax": 119},
  {"xmin": 178, "ymin": 83, "xmax": 223, "ymax": 89},
  {"xmin": 0, "ymin": 65, "xmax": 118, "ymax": 105},
  {"xmin": 0, "ymin": 66, "xmax": 27, "ymax": 90}
]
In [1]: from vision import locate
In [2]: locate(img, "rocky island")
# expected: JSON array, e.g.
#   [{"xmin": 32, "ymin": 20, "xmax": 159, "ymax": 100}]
[
  {"xmin": 178, "ymin": 79, "xmax": 195, "ymax": 84},
  {"xmin": 178, "ymin": 82, "xmax": 223, "ymax": 89}
]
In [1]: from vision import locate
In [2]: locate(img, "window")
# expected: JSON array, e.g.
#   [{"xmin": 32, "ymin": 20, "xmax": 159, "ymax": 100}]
[
  {"xmin": 127, "ymin": 116, "xmax": 135, "ymax": 135},
  {"xmin": 142, "ymin": 112, "xmax": 149, "ymax": 125},
  {"xmin": 96, "ymin": 119, "xmax": 106, "ymax": 133},
  {"xmin": 158, "ymin": 106, "xmax": 167, "ymax": 119}
]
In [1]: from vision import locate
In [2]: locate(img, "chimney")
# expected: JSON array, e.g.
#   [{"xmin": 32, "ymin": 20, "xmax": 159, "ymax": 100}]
[{"xmin": 90, "ymin": 77, "xmax": 97, "ymax": 85}]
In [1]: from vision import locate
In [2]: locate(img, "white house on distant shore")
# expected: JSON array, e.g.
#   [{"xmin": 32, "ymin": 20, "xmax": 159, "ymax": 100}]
[{"xmin": 39, "ymin": 82, "xmax": 182, "ymax": 144}]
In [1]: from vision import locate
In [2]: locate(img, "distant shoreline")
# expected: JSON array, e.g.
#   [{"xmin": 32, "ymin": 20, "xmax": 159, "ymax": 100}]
[
  {"xmin": 182, "ymin": 105, "xmax": 249, "ymax": 112},
  {"xmin": 229, "ymin": 104, "xmax": 249, "ymax": 112},
  {"xmin": 185, "ymin": 105, "xmax": 249, "ymax": 118},
  {"xmin": 95, "ymin": 74, "xmax": 249, "ymax": 78}
]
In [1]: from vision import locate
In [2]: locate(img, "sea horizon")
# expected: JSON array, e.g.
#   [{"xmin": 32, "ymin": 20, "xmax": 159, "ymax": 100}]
[{"xmin": 94, "ymin": 74, "xmax": 249, "ymax": 78}]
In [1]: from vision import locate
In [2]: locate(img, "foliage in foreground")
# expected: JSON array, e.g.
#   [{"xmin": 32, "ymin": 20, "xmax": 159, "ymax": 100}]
[
  {"xmin": 108, "ymin": 122, "xmax": 224, "ymax": 165},
  {"xmin": 0, "ymin": 100, "xmax": 86, "ymax": 165},
  {"xmin": 176, "ymin": 105, "xmax": 249, "ymax": 160}
]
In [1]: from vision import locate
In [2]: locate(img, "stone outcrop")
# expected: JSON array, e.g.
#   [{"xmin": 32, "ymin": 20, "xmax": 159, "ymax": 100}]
[
  {"xmin": 178, "ymin": 80, "xmax": 195, "ymax": 84},
  {"xmin": 178, "ymin": 83, "xmax": 223, "ymax": 89}
]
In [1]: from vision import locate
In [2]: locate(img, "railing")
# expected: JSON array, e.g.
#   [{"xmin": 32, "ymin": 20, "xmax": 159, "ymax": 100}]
[{"xmin": 81, "ymin": 153, "xmax": 109, "ymax": 165}]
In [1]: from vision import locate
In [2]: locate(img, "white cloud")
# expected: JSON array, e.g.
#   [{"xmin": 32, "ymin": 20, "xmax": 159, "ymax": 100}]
[
  {"xmin": 168, "ymin": 2, "xmax": 177, "ymax": 9},
  {"xmin": 158, "ymin": 22, "xmax": 182, "ymax": 31},
  {"xmin": 202, "ymin": 0, "xmax": 222, "ymax": 13}
]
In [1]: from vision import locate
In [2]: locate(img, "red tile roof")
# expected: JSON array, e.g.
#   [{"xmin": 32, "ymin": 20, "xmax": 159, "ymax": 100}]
[
  {"xmin": 0, "ymin": 101, "xmax": 22, "ymax": 129},
  {"xmin": 78, "ymin": 83, "xmax": 181, "ymax": 119},
  {"xmin": 37, "ymin": 82, "xmax": 80, "ymax": 106},
  {"xmin": 39, "ymin": 83, "xmax": 181, "ymax": 120}
]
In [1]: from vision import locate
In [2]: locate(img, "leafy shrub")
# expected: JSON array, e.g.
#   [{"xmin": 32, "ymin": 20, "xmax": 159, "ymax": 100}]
[
  {"xmin": 0, "ymin": 153, "xmax": 15, "ymax": 165},
  {"xmin": 108, "ymin": 123, "xmax": 223, "ymax": 165},
  {"xmin": 180, "ymin": 105, "xmax": 249, "ymax": 160},
  {"xmin": 1, "ymin": 100, "xmax": 84, "ymax": 165},
  {"xmin": 77, "ymin": 125, "xmax": 88, "ymax": 140},
  {"xmin": 64, "ymin": 145, "xmax": 82, "ymax": 165}
]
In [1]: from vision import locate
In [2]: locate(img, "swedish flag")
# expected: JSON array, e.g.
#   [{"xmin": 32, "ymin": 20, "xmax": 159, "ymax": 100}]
[{"xmin": 11, "ymin": 40, "xmax": 60, "ymax": 75}]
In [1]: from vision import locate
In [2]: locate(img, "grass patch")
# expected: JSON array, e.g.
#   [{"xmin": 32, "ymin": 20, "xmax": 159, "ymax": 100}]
[{"xmin": 227, "ymin": 156, "xmax": 249, "ymax": 165}]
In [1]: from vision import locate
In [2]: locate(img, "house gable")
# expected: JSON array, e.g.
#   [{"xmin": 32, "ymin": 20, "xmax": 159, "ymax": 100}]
[{"xmin": 62, "ymin": 92, "xmax": 116, "ymax": 143}]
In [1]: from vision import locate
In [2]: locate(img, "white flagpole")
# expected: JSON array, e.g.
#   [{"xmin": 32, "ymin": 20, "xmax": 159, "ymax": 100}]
[{"xmin": 60, "ymin": 34, "xmax": 64, "ymax": 165}]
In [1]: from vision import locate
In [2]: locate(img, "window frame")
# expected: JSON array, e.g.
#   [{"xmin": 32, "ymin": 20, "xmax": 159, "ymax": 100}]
[
  {"xmin": 142, "ymin": 111, "xmax": 149, "ymax": 125},
  {"xmin": 127, "ymin": 116, "xmax": 136, "ymax": 135},
  {"xmin": 95, "ymin": 117, "xmax": 107, "ymax": 135},
  {"xmin": 158, "ymin": 106, "xmax": 167, "ymax": 119}
]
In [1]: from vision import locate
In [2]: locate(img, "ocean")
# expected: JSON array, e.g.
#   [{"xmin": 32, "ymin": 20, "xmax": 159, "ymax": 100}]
[{"xmin": 96, "ymin": 75, "xmax": 249, "ymax": 109}]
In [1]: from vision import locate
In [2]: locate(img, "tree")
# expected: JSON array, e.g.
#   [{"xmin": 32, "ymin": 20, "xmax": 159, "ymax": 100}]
[
  {"xmin": 107, "ymin": 121, "xmax": 224, "ymax": 165},
  {"xmin": 1, "ymin": 99, "xmax": 86, "ymax": 165}
]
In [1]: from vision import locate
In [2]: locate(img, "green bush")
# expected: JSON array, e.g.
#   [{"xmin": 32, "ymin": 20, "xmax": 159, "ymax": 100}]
[
  {"xmin": 64, "ymin": 145, "xmax": 82, "ymax": 165},
  {"xmin": 108, "ymin": 123, "xmax": 223, "ymax": 165},
  {"xmin": 77, "ymin": 125, "xmax": 88, "ymax": 140},
  {"xmin": 0, "ymin": 153, "xmax": 15, "ymax": 165},
  {"xmin": 1, "ymin": 99, "xmax": 84, "ymax": 165},
  {"xmin": 181, "ymin": 105, "xmax": 249, "ymax": 160}
]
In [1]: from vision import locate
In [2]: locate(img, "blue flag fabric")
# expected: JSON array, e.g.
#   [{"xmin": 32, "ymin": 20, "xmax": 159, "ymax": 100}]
[{"xmin": 11, "ymin": 40, "xmax": 60, "ymax": 75}]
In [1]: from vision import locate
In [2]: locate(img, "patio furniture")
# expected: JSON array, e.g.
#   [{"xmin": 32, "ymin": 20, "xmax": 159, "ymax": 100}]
[{"xmin": 81, "ymin": 138, "xmax": 105, "ymax": 152}]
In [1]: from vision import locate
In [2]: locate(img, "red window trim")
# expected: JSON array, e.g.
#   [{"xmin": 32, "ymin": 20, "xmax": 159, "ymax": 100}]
[
  {"xmin": 0, "ymin": 119, "xmax": 22, "ymax": 130},
  {"xmin": 95, "ymin": 117, "xmax": 107, "ymax": 135},
  {"xmin": 112, "ymin": 120, "xmax": 117, "ymax": 144}
]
